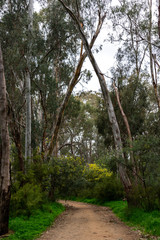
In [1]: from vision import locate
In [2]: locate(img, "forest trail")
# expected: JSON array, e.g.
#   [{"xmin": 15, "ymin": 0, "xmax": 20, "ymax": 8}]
[{"xmin": 37, "ymin": 200, "xmax": 141, "ymax": 240}]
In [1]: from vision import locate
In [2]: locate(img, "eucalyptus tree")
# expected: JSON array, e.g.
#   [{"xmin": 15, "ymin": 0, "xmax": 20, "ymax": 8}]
[
  {"xmin": 105, "ymin": 0, "xmax": 158, "ymax": 182},
  {"xmin": 0, "ymin": 43, "xmax": 10, "ymax": 236},
  {"xmin": 58, "ymin": 0, "xmax": 133, "ymax": 199},
  {"xmin": 25, "ymin": 0, "xmax": 34, "ymax": 162},
  {"xmin": 0, "ymin": 0, "xmax": 30, "ymax": 171},
  {"xmin": 58, "ymin": 92, "xmax": 103, "ymax": 163},
  {"xmin": 31, "ymin": 0, "xmax": 81, "ymax": 157},
  {"xmin": 109, "ymin": 0, "xmax": 160, "ymax": 111},
  {"xmin": 45, "ymin": 0, "xmax": 106, "ymax": 157},
  {"xmin": 148, "ymin": 0, "xmax": 160, "ymax": 110},
  {"xmin": 109, "ymin": 0, "xmax": 150, "ymax": 78}
]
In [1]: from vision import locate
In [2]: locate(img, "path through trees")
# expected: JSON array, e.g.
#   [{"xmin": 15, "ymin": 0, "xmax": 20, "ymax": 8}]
[{"xmin": 37, "ymin": 201, "xmax": 140, "ymax": 240}]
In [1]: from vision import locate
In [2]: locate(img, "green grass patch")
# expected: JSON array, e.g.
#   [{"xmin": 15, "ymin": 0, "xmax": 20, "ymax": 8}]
[
  {"xmin": 104, "ymin": 201, "xmax": 160, "ymax": 236},
  {"xmin": 7, "ymin": 202, "xmax": 65, "ymax": 240}
]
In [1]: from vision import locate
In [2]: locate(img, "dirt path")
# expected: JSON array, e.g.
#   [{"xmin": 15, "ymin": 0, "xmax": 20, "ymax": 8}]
[{"xmin": 37, "ymin": 200, "xmax": 141, "ymax": 240}]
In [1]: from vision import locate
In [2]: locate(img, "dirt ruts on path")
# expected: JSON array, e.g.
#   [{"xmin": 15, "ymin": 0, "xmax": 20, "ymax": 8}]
[{"xmin": 37, "ymin": 200, "xmax": 140, "ymax": 240}]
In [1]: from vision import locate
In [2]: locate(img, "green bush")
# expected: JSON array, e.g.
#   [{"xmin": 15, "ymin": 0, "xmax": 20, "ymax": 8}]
[
  {"xmin": 10, "ymin": 183, "xmax": 44, "ymax": 216},
  {"xmin": 78, "ymin": 175, "xmax": 124, "ymax": 202},
  {"xmin": 94, "ymin": 176, "xmax": 124, "ymax": 201}
]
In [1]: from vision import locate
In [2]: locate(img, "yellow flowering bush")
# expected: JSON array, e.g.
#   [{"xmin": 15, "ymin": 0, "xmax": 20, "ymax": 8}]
[{"xmin": 84, "ymin": 163, "xmax": 112, "ymax": 182}]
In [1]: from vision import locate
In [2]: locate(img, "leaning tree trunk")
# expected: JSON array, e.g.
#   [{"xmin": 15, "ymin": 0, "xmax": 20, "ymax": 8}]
[
  {"xmin": 112, "ymin": 80, "xmax": 138, "ymax": 182},
  {"xmin": 46, "ymin": 13, "xmax": 106, "ymax": 157},
  {"xmin": 0, "ymin": 43, "xmax": 11, "ymax": 236},
  {"xmin": 58, "ymin": 0, "xmax": 132, "ymax": 195}
]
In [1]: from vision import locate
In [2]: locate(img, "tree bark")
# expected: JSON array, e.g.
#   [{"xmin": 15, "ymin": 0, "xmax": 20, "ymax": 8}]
[
  {"xmin": 0, "ymin": 43, "xmax": 11, "ymax": 236},
  {"xmin": 58, "ymin": 0, "xmax": 132, "ymax": 193},
  {"xmin": 152, "ymin": 54, "xmax": 160, "ymax": 109},
  {"xmin": 25, "ymin": 0, "xmax": 33, "ymax": 161},
  {"xmin": 25, "ymin": 70, "xmax": 32, "ymax": 160},
  {"xmin": 158, "ymin": 0, "xmax": 160, "ymax": 38},
  {"xmin": 112, "ymin": 81, "xmax": 138, "ymax": 182}
]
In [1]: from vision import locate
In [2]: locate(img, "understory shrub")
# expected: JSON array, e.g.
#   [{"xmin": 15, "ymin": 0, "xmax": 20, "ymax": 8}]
[
  {"xmin": 94, "ymin": 176, "xmax": 124, "ymax": 201},
  {"xmin": 10, "ymin": 183, "xmax": 44, "ymax": 217},
  {"xmin": 78, "ymin": 175, "xmax": 124, "ymax": 202}
]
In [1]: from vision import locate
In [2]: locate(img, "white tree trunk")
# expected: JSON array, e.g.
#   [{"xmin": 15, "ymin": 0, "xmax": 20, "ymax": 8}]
[
  {"xmin": 25, "ymin": 70, "xmax": 32, "ymax": 160},
  {"xmin": 25, "ymin": 0, "xmax": 33, "ymax": 161}
]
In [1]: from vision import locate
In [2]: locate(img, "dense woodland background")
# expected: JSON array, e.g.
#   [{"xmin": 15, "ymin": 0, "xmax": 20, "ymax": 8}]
[{"xmin": 0, "ymin": 0, "xmax": 160, "ymax": 236}]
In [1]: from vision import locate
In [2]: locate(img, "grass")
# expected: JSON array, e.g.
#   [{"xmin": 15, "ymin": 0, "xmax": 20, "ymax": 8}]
[
  {"xmin": 6, "ymin": 202, "xmax": 65, "ymax": 240},
  {"xmin": 104, "ymin": 201, "xmax": 160, "ymax": 237},
  {"xmin": 70, "ymin": 197, "xmax": 160, "ymax": 238}
]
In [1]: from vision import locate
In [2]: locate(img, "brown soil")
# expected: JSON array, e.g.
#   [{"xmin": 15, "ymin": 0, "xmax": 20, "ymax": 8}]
[{"xmin": 37, "ymin": 200, "xmax": 145, "ymax": 240}]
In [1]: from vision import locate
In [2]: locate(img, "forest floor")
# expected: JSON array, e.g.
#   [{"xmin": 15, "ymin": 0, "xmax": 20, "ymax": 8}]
[{"xmin": 36, "ymin": 200, "xmax": 149, "ymax": 240}]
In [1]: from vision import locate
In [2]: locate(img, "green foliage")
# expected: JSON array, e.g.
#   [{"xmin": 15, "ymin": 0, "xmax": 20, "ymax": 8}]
[
  {"xmin": 7, "ymin": 202, "xmax": 65, "ymax": 240},
  {"xmin": 49, "ymin": 155, "xmax": 86, "ymax": 199},
  {"xmin": 84, "ymin": 163, "xmax": 112, "ymax": 182},
  {"xmin": 78, "ymin": 163, "xmax": 124, "ymax": 202},
  {"xmin": 96, "ymin": 77, "xmax": 149, "ymax": 147},
  {"xmin": 93, "ymin": 176, "xmax": 124, "ymax": 201},
  {"xmin": 125, "ymin": 135, "xmax": 160, "ymax": 210},
  {"xmin": 10, "ymin": 183, "xmax": 44, "ymax": 217},
  {"xmin": 64, "ymin": 95, "xmax": 81, "ymax": 119},
  {"xmin": 78, "ymin": 175, "xmax": 124, "ymax": 202}
]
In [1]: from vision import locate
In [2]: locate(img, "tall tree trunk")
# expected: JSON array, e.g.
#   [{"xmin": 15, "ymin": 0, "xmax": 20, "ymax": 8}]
[
  {"xmin": 149, "ymin": 0, "xmax": 160, "ymax": 110},
  {"xmin": 25, "ymin": 0, "xmax": 33, "ymax": 161},
  {"xmin": 112, "ymin": 80, "xmax": 138, "ymax": 182},
  {"xmin": 158, "ymin": 0, "xmax": 160, "ymax": 38},
  {"xmin": 58, "ymin": 0, "xmax": 132, "ymax": 194},
  {"xmin": 25, "ymin": 70, "xmax": 32, "ymax": 160},
  {"xmin": 46, "ymin": 13, "xmax": 105, "ymax": 157},
  {"xmin": 0, "ymin": 43, "xmax": 11, "ymax": 236},
  {"xmin": 10, "ymin": 119, "xmax": 24, "ymax": 172}
]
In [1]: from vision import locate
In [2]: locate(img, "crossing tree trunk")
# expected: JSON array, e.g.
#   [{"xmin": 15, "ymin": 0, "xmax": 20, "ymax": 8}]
[
  {"xmin": 46, "ymin": 12, "xmax": 105, "ymax": 157},
  {"xmin": 58, "ymin": 0, "xmax": 132, "ymax": 195}
]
